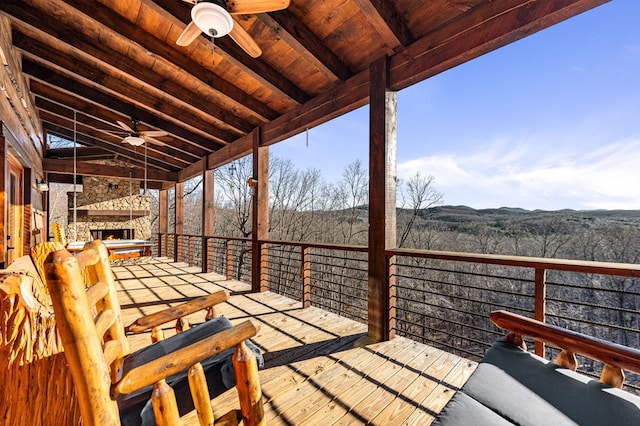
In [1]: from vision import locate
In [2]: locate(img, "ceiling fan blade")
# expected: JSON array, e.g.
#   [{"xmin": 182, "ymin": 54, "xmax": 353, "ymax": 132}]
[
  {"xmin": 116, "ymin": 120, "xmax": 134, "ymax": 132},
  {"xmin": 141, "ymin": 130, "xmax": 168, "ymax": 138},
  {"xmin": 226, "ymin": 0, "xmax": 290, "ymax": 14},
  {"xmin": 176, "ymin": 21, "xmax": 202, "ymax": 47},
  {"xmin": 143, "ymin": 136, "xmax": 167, "ymax": 147},
  {"xmin": 229, "ymin": 20, "xmax": 262, "ymax": 58},
  {"xmin": 181, "ymin": 0, "xmax": 197, "ymax": 4}
]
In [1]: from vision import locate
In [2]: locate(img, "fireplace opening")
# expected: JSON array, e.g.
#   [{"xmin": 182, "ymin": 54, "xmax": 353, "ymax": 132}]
[{"xmin": 90, "ymin": 229, "xmax": 133, "ymax": 241}]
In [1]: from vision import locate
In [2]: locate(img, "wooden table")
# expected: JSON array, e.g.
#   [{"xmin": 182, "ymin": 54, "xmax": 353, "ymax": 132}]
[{"xmin": 66, "ymin": 240, "xmax": 152, "ymax": 260}]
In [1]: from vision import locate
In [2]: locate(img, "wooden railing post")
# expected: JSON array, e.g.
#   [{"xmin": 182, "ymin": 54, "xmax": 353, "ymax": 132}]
[
  {"xmin": 387, "ymin": 253, "xmax": 396, "ymax": 339},
  {"xmin": 157, "ymin": 233, "xmax": 163, "ymax": 258},
  {"xmin": 534, "ymin": 268, "xmax": 547, "ymax": 356},
  {"xmin": 302, "ymin": 246, "xmax": 311, "ymax": 308},
  {"xmin": 226, "ymin": 240, "xmax": 234, "ymax": 281},
  {"xmin": 188, "ymin": 236, "xmax": 194, "ymax": 266},
  {"xmin": 175, "ymin": 182, "xmax": 184, "ymax": 263}
]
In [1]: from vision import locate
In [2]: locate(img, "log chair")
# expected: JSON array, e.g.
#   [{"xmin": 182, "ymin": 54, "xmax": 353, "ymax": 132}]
[{"xmin": 44, "ymin": 240, "xmax": 265, "ymax": 426}]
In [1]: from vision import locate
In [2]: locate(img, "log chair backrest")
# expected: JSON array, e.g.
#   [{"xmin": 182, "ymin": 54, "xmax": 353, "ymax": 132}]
[{"xmin": 45, "ymin": 240, "xmax": 130, "ymax": 425}]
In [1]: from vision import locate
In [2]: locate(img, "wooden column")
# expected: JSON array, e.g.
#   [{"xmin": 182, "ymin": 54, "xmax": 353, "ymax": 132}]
[
  {"xmin": 174, "ymin": 182, "xmax": 184, "ymax": 263},
  {"xmin": 0, "ymin": 134, "xmax": 6, "ymax": 268},
  {"xmin": 368, "ymin": 55, "xmax": 397, "ymax": 342},
  {"xmin": 158, "ymin": 189, "xmax": 168, "ymax": 257},
  {"xmin": 251, "ymin": 128, "xmax": 269, "ymax": 293},
  {"xmin": 202, "ymin": 168, "xmax": 215, "ymax": 273}
]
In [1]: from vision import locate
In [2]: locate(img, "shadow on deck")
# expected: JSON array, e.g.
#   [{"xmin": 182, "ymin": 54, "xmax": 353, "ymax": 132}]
[{"xmin": 112, "ymin": 257, "xmax": 477, "ymax": 425}]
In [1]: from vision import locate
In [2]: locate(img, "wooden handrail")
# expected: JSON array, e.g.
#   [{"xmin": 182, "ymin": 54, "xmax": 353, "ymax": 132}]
[
  {"xmin": 115, "ymin": 319, "xmax": 260, "ymax": 394},
  {"xmin": 490, "ymin": 310, "xmax": 640, "ymax": 375},
  {"xmin": 389, "ymin": 248, "xmax": 640, "ymax": 278},
  {"xmin": 125, "ymin": 290, "xmax": 229, "ymax": 334}
]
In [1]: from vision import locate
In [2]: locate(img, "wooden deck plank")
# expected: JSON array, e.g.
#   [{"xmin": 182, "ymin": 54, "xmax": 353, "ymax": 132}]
[{"xmin": 111, "ymin": 258, "xmax": 475, "ymax": 425}]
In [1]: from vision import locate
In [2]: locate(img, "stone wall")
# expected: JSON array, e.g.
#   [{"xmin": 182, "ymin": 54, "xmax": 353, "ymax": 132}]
[{"xmin": 67, "ymin": 175, "xmax": 151, "ymax": 242}]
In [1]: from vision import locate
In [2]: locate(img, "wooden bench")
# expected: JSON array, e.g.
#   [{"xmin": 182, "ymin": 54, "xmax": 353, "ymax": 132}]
[{"xmin": 434, "ymin": 311, "xmax": 640, "ymax": 426}]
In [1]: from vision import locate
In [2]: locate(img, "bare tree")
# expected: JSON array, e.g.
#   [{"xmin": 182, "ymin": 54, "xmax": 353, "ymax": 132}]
[
  {"xmin": 334, "ymin": 159, "xmax": 368, "ymax": 244},
  {"xmin": 214, "ymin": 156, "xmax": 254, "ymax": 237},
  {"xmin": 397, "ymin": 172, "xmax": 443, "ymax": 247}
]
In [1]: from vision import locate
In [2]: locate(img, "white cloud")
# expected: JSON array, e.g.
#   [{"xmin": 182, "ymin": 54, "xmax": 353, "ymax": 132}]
[{"xmin": 397, "ymin": 137, "xmax": 640, "ymax": 210}]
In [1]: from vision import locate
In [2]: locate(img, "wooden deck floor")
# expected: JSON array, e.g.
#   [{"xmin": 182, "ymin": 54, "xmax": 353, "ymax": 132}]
[{"xmin": 112, "ymin": 257, "xmax": 477, "ymax": 425}]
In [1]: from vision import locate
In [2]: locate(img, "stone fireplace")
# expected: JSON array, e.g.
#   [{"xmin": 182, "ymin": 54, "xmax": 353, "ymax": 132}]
[{"xmin": 67, "ymin": 174, "xmax": 151, "ymax": 242}]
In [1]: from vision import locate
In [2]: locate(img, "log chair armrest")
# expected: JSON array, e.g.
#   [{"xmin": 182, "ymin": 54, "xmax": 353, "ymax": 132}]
[
  {"xmin": 490, "ymin": 310, "xmax": 640, "ymax": 379},
  {"xmin": 114, "ymin": 319, "xmax": 260, "ymax": 395},
  {"xmin": 125, "ymin": 290, "xmax": 230, "ymax": 334}
]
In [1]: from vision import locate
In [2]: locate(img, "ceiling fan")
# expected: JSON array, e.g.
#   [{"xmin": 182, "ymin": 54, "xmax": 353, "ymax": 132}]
[
  {"xmin": 114, "ymin": 118, "xmax": 168, "ymax": 146},
  {"xmin": 176, "ymin": 0, "xmax": 290, "ymax": 58}
]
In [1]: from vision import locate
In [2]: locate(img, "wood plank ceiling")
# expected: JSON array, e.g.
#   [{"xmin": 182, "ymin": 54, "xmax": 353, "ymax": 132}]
[{"xmin": 0, "ymin": 0, "xmax": 609, "ymax": 187}]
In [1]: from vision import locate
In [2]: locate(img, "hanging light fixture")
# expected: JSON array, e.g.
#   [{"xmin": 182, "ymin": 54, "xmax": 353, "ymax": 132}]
[
  {"xmin": 123, "ymin": 135, "xmax": 145, "ymax": 146},
  {"xmin": 191, "ymin": 0, "xmax": 234, "ymax": 38}
]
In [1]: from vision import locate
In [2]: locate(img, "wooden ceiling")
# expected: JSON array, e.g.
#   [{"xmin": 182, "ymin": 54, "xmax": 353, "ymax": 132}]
[{"xmin": 0, "ymin": 0, "xmax": 608, "ymax": 187}]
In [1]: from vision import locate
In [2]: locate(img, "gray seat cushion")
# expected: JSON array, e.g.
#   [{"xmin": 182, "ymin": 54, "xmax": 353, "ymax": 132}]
[
  {"xmin": 118, "ymin": 316, "xmax": 263, "ymax": 426},
  {"xmin": 434, "ymin": 340, "xmax": 640, "ymax": 426}
]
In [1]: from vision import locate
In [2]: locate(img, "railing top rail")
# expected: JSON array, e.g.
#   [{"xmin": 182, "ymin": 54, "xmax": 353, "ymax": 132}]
[
  {"xmin": 258, "ymin": 239, "xmax": 368, "ymax": 252},
  {"xmin": 160, "ymin": 232, "xmax": 640, "ymax": 278},
  {"xmin": 389, "ymin": 248, "xmax": 640, "ymax": 278}
]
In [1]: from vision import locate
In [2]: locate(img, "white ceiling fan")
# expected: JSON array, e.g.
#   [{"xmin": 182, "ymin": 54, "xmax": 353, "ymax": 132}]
[
  {"xmin": 114, "ymin": 118, "xmax": 168, "ymax": 146},
  {"xmin": 176, "ymin": 0, "xmax": 290, "ymax": 58}
]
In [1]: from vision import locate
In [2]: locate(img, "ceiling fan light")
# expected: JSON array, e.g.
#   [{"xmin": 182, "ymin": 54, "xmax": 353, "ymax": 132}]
[
  {"xmin": 124, "ymin": 135, "xmax": 145, "ymax": 146},
  {"xmin": 192, "ymin": 2, "xmax": 234, "ymax": 38}
]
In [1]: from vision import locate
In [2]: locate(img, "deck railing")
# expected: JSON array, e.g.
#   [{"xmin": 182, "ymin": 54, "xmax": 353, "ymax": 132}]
[{"xmin": 155, "ymin": 233, "xmax": 640, "ymax": 390}]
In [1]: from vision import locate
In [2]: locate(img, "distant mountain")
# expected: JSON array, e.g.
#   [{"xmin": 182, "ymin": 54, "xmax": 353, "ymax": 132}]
[{"xmin": 415, "ymin": 205, "xmax": 640, "ymax": 229}]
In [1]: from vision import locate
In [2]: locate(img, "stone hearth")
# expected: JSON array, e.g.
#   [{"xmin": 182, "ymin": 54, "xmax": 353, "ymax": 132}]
[{"xmin": 67, "ymin": 175, "xmax": 151, "ymax": 242}]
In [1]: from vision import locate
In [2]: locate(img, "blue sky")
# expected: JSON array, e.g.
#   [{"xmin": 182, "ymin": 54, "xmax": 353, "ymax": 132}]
[{"xmin": 271, "ymin": 1, "xmax": 640, "ymax": 211}]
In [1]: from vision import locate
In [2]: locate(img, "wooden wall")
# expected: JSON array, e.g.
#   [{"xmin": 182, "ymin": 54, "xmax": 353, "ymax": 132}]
[{"xmin": 0, "ymin": 16, "xmax": 45, "ymax": 265}]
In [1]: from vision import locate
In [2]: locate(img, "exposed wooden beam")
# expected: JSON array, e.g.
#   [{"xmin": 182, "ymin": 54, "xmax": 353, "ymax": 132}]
[
  {"xmin": 30, "ymin": 80, "xmax": 211, "ymax": 160},
  {"xmin": 42, "ymin": 119, "xmax": 182, "ymax": 172},
  {"xmin": 389, "ymin": 0, "xmax": 609, "ymax": 90},
  {"xmin": 14, "ymin": 34, "xmax": 236, "ymax": 147},
  {"xmin": 43, "ymin": 158, "xmax": 177, "ymax": 182},
  {"xmin": 46, "ymin": 146, "xmax": 114, "ymax": 160},
  {"xmin": 353, "ymin": 0, "xmax": 413, "ymax": 51},
  {"xmin": 258, "ymin": 11, "xmax": 353, "ymax": 81},
  {"xmin": 151, "ymin": 0, "xmax": 311, "ymax": 104},
  {"xmin": 56, "ymin": 0, "xmax": 277, "ymax": 121},
  {"xmin": 37, "ymin": 99, "xmax": 191, "ymax": 168},
  {"xmin": 3, "ymin": 3, "xmax": 252, "ymax": 134}
]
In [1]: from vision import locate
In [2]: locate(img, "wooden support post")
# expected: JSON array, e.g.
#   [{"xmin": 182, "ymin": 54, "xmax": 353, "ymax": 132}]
[
  {"xmin": 159, "ymin": 189, "xmax": 168, "ymax": 257},
  {"xmin": 368, "ymin": 55, "xmax": 397, "ymax": 342},
  {"xmin": 202, "ymin": 168, "xmax": 215, "ymax": 273},
  {"xmin": 534, "ymin": 268, "xmax": 547, "ymax": 356},
  {"xmin": 251, "ymin": 129, "xmax": 269, "ymax": 293},
  {"xmin": 302, "ymin": 246, "xmax": 311, "ymax": 308},
  {"xmin": 175, "ymin": 182, "xmax": 184, "ymax": 263}
]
